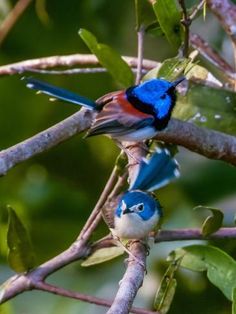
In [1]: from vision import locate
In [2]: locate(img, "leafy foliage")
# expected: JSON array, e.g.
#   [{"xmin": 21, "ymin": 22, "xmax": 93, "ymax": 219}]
[
  {"xmin": 174, "ymin": 83, "xmax": 236, "ymax": 135},
  {"xmin": 169, "ymin": 245, "xmax": 236, "ymax": 301},
  {"xmin": 152, "ymin": 0, "xmax": 182, "ymax": 50},
  {"xmin": 81, "ymin": 247, "xmax": 124, "ymax": 267},
  {"xmin": 154, "ymin": 260, "xmax": 180, "ymax": 313},
  {"xmin": 79, "ymin": 28, "xmax": 134, "ymax": 88},
  {"xmin": 7, "ymin": 207, "xmax": 35, "ymax": 273},
  {"xmin": 194, "ymin": 205, "xmax": 224, "ymax": 236}
]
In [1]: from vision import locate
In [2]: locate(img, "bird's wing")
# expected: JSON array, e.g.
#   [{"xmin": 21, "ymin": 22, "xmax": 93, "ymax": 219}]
[
  {"xmin": 24, "ymin": 78, "xmax": 96, "ymax": 109},
  {"xmin": 86, "ymin": 98, "xmax": 155, "ymax": 137},
  {"xmin": 101, "ymin": 197, "xmax": 121, "ymax": 229}
]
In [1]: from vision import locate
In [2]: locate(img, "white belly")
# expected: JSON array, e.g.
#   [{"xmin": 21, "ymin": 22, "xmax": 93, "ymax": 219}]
[
  {"xmin": 114, "ymin": 126, "xmax": 157, "ymax": 142},
  {"xmin": 113, "ymin": 212, "xmax": 159, "ymax": 239}
]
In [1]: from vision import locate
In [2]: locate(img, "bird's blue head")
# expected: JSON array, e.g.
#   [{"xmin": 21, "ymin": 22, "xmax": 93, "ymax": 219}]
[
  {"xmin": 115, "ymin": 190, "xmax": 162, "ymax": 221},
  {"xmin": 126, "ymin": 78, "xmax": 184, "ymax": 129}
]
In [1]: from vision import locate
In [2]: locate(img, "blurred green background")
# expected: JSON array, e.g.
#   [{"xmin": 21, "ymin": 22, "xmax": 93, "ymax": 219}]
[{"xmin": 0, "ymin": 0, "xmax": 236, "ymax": 313}]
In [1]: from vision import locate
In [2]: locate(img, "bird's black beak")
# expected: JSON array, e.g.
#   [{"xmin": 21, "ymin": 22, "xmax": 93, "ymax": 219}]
[
  {"xmin": 172, "ymin": 76, "xmax": 185, "ymax": 87},
  {"xmin": 123, "ymin": 207, "xmax": 132, "ymax": 215}
]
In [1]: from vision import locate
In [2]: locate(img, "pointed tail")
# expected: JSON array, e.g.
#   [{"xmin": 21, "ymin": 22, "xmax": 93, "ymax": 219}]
[
  {"xmin": 24, "ymin": 77, "xmax": 97, "ymax": 109},
  {"xmin": 130, "ymin": 148, "xmax": 180, "ymax": 192}
]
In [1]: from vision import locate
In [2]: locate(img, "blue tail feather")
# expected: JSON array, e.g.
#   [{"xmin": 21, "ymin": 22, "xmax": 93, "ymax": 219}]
[
  {"xmin": 24, "ymin": 78, "xmax": 96, "ymax": 109},
  {"xmin": 130, "ymin": 148, "xmax": 180, "ymax": 192}
]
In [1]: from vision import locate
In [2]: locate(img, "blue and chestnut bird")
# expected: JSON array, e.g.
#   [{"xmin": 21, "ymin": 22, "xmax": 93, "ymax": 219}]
[
  {"xmin": 25, "ymin": 77, "xmax": 184, "ymax": 142},
  {"xmin": 103, "ymin": 148, "xmax": 180, "ymax": 240}
]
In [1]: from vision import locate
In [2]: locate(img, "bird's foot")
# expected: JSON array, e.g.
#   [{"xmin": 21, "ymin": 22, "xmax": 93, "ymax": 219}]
[
  {"xmin": 113, "ymin": 236, "xmax": 146, "ymax": 271},
  {"xmin": 128, "ymin": 239, "xmax": 150, "ymax": 256}
]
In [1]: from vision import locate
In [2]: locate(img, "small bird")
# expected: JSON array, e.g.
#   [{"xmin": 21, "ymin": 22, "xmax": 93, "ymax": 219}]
[
  {"xmin": 25, "ymin": 77, "xmax": 184, "ymax": 142},
  {"xmin": 103, "ymin": 148, "xmax": 180, "ymax": 240}
]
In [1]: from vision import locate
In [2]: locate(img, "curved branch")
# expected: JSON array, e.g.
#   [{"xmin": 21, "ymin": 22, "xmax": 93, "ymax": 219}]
[
  {"xmin": 107, "ymin": 241, "xmax": 147, "ymax": 314},
  {"xmin": 0, "ymin": 0, "xmax": 32, "ymax": 45},
  {"xmin": 207, "ymin": 0, "xmax": 236, "ymax": 45},
  {"xmin": 35, "ymin": 282, "xmax": 157, "ymax": 314},
  {"xmin": 0, "ymin": 54, "xmax": 159, "ymax": 76},
  {"xmin": 1, "ymin": 111, "xmax": 235, "ymax": 177},
  {"xmin": 190, "ymin": 32, "xmax": 235, "ymax": 79},
  {"xmin": 155, "ymin": 119, "xmax": 236, "ymax": 166},
  {"xmin": 0, "ymin": 108, "xmax": 95, "ymax": 175},
  {"xmin": 1, "ymin": 227, "xmax": 236, "ymax": 305}
]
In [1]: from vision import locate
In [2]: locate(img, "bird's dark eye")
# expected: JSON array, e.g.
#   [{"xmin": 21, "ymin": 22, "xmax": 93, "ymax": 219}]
[
  {"xmin": 137, "ymin": 204, "xmax": 144, "ymax": 212},
  {"xmin": 160, "ymin": 94, "xmax": 166, "ymax": 99}
]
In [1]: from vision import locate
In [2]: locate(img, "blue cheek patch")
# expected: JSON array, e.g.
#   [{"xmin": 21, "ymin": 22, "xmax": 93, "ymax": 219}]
[
  {"xmin": 154, "ymin": 95, "xmax": 172, "ymax": 119},
  {"xmin": 139, "ymin": 204, "xmax": 156, "ymax": 220}
]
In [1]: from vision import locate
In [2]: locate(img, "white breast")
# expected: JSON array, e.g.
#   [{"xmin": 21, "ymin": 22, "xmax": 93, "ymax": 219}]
[
  {"xmin": 114, "ymin": 126, "xmax": 157, "ymax": 142},
  {"xmin": 113, "ymin": 211, "xmax": 159, "ymax": 239}
]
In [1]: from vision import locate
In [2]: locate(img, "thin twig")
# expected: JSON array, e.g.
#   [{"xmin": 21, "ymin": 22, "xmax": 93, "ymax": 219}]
[
  {"xmin": 1, "ymin": 227, "xmax": 236, "ymax": 305},
  {"xmin": 0, "ymin": 54, "xmax": 159, "ymax": 76},
  {"xmin": 35, "ymin": 282, "xmax": 158, "ymax": 314},
  {"xmin": 0, "ymin": 0, "xmax": 32, "ymax": 45},
  {"xmin": 136, "ymin": 25, "xmax": 145, "ymax": 84},
  {"xmin": 22, "ymin": 67, "xmax": 147, "ymax": 75},
  {"xmin": 189, "ymin": 0, "xmax": 206, "ymax": 20},
  {"xmin": 154, "ymin": 227, "xmax": 236, "ymax": 242},
  {"xmin": 207, "ymin": 0, "xmax": 236, "ymax": 45},
  {"xmin": 178, "ymin": 0, "xmax": 190, "ymax": 56},
  {"xmin": 190, "ymin": 32, "xmax": 235, "ymax": 79},
  {"xmin": 78, "ymin": 166, "xmax": 118, "ymax": 240}
]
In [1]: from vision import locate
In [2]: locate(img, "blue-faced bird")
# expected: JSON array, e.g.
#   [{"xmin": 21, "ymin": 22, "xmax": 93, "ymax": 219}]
[
  {"xmin": 25, "ymin": 77, "xmax": 184, "ymax": 142},
  {"xmin": 103, "ymin": 148, "xmax": 180, "ymax": 240}
]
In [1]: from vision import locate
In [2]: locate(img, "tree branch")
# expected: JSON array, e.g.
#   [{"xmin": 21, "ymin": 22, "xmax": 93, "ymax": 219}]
[
  {"xmin": 207, "ymin": 0, "xmax": 236, "ymax": 45},
  {"xmin": 0, "ymin": 54, "xmax": 159, "ymax": 76},
  {"xmin": 178, "ymin": 0, "xmax": 190, "ymax": 56},
  {"xmin": 0, "ymin": 0, "xmax": 32, "ymax": 45},
  {"xmin": 1, "ymin": 227, "xmax": 236, "ymax": 306},
  {"xmin": 154, "ymin": 227, "xmax": 236, "ymax": 242},
  {"xmin": 107, "ymin": 241, "xmax": 147, "ymax": 314},
  {"xmin": 0, "ymin": 108, "xmax": 95, "ymax": 176},
  {"xmin": 155, "ymin": 119, "xmax": 236, "ymax": 166},
  {"xmin": 190, "ymin": 32, "xmax": 236, "ymax": 80},
  {"xmin": 1, "ymin": 111, "xmax": 236, "ymax": 178},
  {"xmin": 35, "ymin": 281, "xmax": 158, "ymax": 314}
]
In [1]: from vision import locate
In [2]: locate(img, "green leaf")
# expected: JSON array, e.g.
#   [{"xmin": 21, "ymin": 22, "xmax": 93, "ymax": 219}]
[
  {"xmin": 194, "ymin": 205, "xmax": 224, "ymax": 236},
  {"xmin": 203, "ymin": 1, "xmax": 207, "ymax": 20},
  {"xmin": 142, "ymin": 66, "xmax": 160, "ymax": 81},
  {"xmin": 157, "ymin": 57, "xmax": 191, "ymax": 81},
  {"xmin": 184, "ymin": 63, "xmax": 208, "ymax": 81},
  {"xmin": 173, "ymin": 83, "xmax": 236, "ymax": 135},
  {"xmin": 169, "ymin": 245, "xmax": 236, "ymax": 300},
  {"xmin": 35, "ymin": 0, "xmax": 51, "ymax": 26},
  {"xmin": 145, "ymin": 22, "xmax": 164, "ymax": 37},
  {"xmin": 152, "ymin": 0, "xmax": 182, "ymax": 50},
  {"xmin": 154, "ymin": 260, "xmax": 179, "ymax": 313},
  {"xmin": 7, "ymin": 207, "xmax": 35, "ymax": 273},
  {"xmin": 81, "ymin": 247, "xmax": 124, "ymax": 267},
  {"xmin": 232, "ymin": 287, "xmax": 236, "ymax": 314},
  {"xmin": 135, "ymin": 0, "xmax": 156, "ymax": 30},
  {"xmin": 78, "ymin": 28, "xmax": 134, "ymax": 88},
  {"xmin": 143, "ymin": 57, "xmax": 190, "ymax": 82}
]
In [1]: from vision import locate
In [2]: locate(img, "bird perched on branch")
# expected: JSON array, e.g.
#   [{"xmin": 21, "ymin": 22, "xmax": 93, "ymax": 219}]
[
  {"xmin": 25, "ymin": 77, "xmax": 184, "ymax": 142},
  {"xmin": 103, "ymin": 147, "xmax": 180, "ymax": 240}
]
